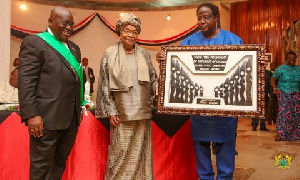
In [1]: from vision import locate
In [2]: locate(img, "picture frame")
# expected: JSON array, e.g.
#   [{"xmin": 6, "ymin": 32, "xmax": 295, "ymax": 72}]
[
  {"xmin": 157, "ymin": 44, "xmax": 266, "ymax": 118},
  {"xmin": 265, "ymin": 53, "xmax": 273, "ymax": 62}
]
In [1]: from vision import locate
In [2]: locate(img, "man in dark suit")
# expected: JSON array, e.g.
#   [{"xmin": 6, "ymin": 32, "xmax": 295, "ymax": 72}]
[
  {"xmin": 82, "ymin": 57, "xmax": 95, "ymax": 95},
  {"xmin": 266, "ymin": 62, "xmax": 278, "ymax": 124},
  {"xmin": 18, "ymin": 6, "xmax": 83, "ymax": 179}
]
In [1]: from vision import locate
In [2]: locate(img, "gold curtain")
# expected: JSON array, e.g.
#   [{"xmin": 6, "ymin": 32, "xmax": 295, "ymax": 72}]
[{"xmin": 230, "ymin": 0, "xmax": 300, "ymax": 65}]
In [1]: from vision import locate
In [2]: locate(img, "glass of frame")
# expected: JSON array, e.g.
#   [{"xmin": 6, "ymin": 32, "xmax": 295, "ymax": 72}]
[{"xmin": 157, "ymin": 44, "xmax": 266, "ymax": 118}]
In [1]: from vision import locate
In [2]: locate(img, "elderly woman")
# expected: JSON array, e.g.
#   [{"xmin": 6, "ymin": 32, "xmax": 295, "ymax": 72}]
[
  {"xmin": 95, "ymin": 13, "xmax": 157, "ymax": 179},
  {"xmin": 271, "ymin": 51, "xmax": 300, "ymax": 141}
]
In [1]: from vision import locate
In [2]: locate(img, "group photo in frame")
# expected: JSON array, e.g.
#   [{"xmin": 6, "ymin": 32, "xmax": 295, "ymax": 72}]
[{"xmin": 157, "ymin": 44, "xmax": 266, "ymax": 118}]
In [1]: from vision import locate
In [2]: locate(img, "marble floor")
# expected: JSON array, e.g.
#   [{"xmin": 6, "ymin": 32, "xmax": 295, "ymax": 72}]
[{"xmin": 211, "ymin": 118, "xmax": 300, "ymax": 180}]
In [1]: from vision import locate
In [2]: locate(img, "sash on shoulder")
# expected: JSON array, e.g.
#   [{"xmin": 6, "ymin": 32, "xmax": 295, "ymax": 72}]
[{"xmin": 36, "ymin": 31, "xmax": 87, "ymax": 106}]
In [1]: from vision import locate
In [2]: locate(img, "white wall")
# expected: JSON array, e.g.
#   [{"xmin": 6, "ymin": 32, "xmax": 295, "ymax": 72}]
[{"xmin": 10, "ymin": 0, "xmax": 231, "ymax": 100}]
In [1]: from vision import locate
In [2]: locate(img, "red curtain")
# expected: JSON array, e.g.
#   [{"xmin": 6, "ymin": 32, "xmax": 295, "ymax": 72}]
[{"xmin": 230, "ymin": 0, "xmax": 300, "ymax": 65}]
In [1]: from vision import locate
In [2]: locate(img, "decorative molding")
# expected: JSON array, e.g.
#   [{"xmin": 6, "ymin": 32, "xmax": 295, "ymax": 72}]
[
  {"xmin": 21, "ymin": 0, "xmax": 250, "ymax": 11},
  {"xmin": 220, "ymin": 2, "xmax": 230, "ymax": 12},
  {"xmin": 25, "ymin": 0, "xmax": 199, "ymax": 11},
  {"xmin": 10, "ymin": 13, "xmax": 199, "ymax": 46}
]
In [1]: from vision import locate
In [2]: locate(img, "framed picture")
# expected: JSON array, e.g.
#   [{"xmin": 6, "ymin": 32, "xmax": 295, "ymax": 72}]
[
  {"xmin": 157, "ymin": 44, "xmax": 266, "ymax": 118},
  {"xmin": 265, "ymin": 53, "xmax": 273, "ymax": 62}
]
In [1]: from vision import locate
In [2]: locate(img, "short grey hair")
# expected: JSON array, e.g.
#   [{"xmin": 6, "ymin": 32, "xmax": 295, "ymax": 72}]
[{"xmin": 115, "ymin": 13, "xmax": 141, "ymax": 36}]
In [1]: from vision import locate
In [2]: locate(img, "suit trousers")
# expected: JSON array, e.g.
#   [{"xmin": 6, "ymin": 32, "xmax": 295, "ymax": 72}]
[
  {"xmin": 29, "ymin": 111, "xmax": 78, "ymax": 180},
  {"xmin": 267, "ymin": 94, "xmax": 278, "ymax": 123},
  {"xmin": 251, "ymin": 118, "xmax": 266, "ymax": 129},
  {"xmin": 193, "ymin": 140, "xmax": 236, "ymax": 180},
  {"xmin": 252, "ymin": 97, "xmax": 269, "ymax": 128}
]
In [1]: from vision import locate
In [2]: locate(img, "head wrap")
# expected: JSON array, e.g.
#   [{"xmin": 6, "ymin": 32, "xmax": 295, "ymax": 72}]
[{"xmin": 115, "ymin": 13, "xmax": 141, "ymax": 36}]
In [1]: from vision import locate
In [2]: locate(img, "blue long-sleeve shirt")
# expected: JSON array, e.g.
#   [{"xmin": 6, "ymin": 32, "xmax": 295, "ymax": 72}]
[{"xmin": 181, "ymin": 29, "xmax": 243, "ymax": 142}]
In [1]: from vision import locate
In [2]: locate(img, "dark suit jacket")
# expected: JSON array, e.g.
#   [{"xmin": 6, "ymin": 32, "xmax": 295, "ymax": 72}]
[
  {"xmin": 83, "ymin": 67, "xmax": 95, "ymax": 93},
  {"xmin": 265, "ymin": 70, "xmax": 277, "ymax": 95},
  {"xmin": 18, "ymin": 35, "xmax": 81, "ymax": 130}
]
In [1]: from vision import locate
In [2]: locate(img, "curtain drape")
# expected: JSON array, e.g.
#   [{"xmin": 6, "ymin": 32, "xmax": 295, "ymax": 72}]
[{"xmin": 231, "ymin": 0, "xmax": 300, "ymax": 65}]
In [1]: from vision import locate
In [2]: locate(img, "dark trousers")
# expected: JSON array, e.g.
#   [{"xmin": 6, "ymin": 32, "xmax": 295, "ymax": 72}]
[
  {"xmin": 29, "ymin": 112, "xmax": 78, "ymax": 180},
  {"xmin": 267, "ymin": 94, "xmax": 278, "ymax": 123},
  {"xmin": 251, "ymin": 118, "xmax": 266, "ymax": 129},
  {"xmin": 252, "ymin": 97, "xmax": 269, "ymax": 128},
  {"xmin": 194, "ymin": 140, "xmax": 236, "ymax": 180}
]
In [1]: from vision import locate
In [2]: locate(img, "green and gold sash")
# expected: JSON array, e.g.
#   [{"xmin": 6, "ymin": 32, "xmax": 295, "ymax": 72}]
[{"xmin": 36, "ymin": 31, "xmax": 87, "ymax": 106}]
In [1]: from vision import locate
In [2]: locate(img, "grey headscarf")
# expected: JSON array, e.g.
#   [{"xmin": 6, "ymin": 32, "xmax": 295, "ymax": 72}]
[{"xmin": 115, "ymin": 13, "xmax": 141, "ymax": 36}]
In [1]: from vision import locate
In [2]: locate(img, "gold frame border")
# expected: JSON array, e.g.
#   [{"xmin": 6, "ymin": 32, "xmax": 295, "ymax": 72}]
[{"xmin": 157, "ymin": 44, "xmax": 266, "ymax": 118}]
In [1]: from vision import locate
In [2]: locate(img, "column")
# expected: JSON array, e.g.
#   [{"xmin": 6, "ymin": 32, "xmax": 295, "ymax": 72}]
[{"xmin": 0, "ymin": 0, "xmax": 11, "ymax": 81}]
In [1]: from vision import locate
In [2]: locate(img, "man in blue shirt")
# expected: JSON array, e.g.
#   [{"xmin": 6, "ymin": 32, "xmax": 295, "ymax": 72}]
[{"xmin": 157, "ymin": 3, "xmax": 242, "ymax": 180}]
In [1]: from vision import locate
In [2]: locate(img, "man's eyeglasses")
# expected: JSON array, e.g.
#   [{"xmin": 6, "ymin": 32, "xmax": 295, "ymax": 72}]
[
  {"xmin": 59, "ymin": 20, "xmax": 75, "ymax": 28},
  {"xmin": 52, "ymin": 17, "xmax": 75, "ymax": 27},
  {"xmin": 122, "ymin": 29, "xmax": 138, "ymax": 36},
  {"xmin": 197, "ymin": 15, "xmax": 214, "ymax": 21}
]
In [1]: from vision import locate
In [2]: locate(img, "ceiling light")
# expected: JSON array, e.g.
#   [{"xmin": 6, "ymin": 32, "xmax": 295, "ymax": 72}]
[
  {"xmin": 166, "ymin": 15, "xmax": 171, "ymax": 21},
  {"xmin": 120, "ymin": 12, "xmax": 124, "ymax": 17},
  {"xmin": 20, "ymin": 4, "xmax": 27, "ymax": 10}
]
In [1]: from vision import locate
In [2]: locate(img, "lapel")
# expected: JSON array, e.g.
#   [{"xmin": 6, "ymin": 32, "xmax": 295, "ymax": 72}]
[
  {"xmin": 87, "ymin": 67, "xmax": 91, "ymax": 75},
  {"xmin": 67, "ymin": 41, "xmax": 79, "ymax": 61},
  {"xmin": 65, "ymin": 41, "xmax": 80, "ymax": 79}
]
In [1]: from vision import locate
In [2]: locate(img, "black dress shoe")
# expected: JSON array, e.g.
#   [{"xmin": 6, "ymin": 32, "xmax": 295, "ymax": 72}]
[
  {"xmin": 252, "ymin": 127, "xmax": 257, "ymax": 131},
  {"xmin": 260, "ymin": 128, "xmax": 270, "ymax": 131}
]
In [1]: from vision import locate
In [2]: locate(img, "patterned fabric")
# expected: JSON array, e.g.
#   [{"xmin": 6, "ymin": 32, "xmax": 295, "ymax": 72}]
[
  {"xmin": 96, "ymin": 43, "xmax": 157, "ymax": 179},
  {"xmin": 180, "ymin": 29, "xmax": 242, "ymax": 142},
  {"xmin": 272, "ymin": 64, "xmax": 300, "ymax": 93},
  {"xmin": 105, "ymin": 120, "xmax": 153, "ymax": 180},
  {"xmin": 95, "ymin": 43, "xmax": 157, "ymax": 119},
  {"xmin": 112, "ymin": 54, "xmax": 152, "ymax": 121},
  {"xmin": 115, "ymin": 13, "xmax": 141, "ymax": 36},
  {"xmin": 276, "ymin": 91, "xmax": 300, "ymax": 140}
]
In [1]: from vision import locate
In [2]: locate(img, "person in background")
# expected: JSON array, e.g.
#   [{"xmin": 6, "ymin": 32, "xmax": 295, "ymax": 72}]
[
  {"xmin": 0, "ymin": 69, "xmax": 19, "ymax": 104},
  {"xmin": 271, "ymin": 51, "xmax": 300, "ymax": 141},
  {"xmin": 266, "ymin": 62, "xmax": 278, "ymax": 124},
  {"xmin": 18, "ymin": 6, "xmax": 84, "ymax": 179},
  {"xmin": 157, "ymin": 3, "xmax": 242, "ymax": 179},
  {"xmin": 251, "ymin": 65, "xmax": 271, "ymax": 131},
  {"xmin": 9, "ymin": 68, "xmax": 18, "ymax": 88},
  {"xmin": 95, "ymin": 13, "xmax": 157, "ymax": 180},
  {"xmin": 13, "ymin": 58, "xmax": 19, "ymax": 68},
  {"xmin": 82, "ymin": 57, "xmax": 95, "ymax": 95}
]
